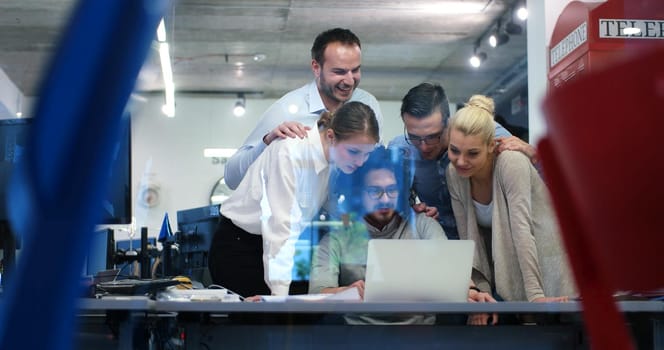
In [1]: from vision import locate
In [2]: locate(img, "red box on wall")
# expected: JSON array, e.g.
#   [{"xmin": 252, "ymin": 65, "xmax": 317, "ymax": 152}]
[{"xmin": 548, "ymin": 0, "xmax": 664, "ymax": 90}]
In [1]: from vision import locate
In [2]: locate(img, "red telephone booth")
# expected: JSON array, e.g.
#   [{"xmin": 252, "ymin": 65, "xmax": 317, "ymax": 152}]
[
  {"xmin": 548, "ymin": 0, "xmax": 664, "ymax": 90},
  {"xmin": 542, "ymin": 2, "xmax": 664, "ymax": 350}
]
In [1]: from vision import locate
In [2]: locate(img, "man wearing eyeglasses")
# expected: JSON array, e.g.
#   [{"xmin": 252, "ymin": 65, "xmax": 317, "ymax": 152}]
[
  {"xmin": 310, "ymin": 146, "xmax": 446, "ymax": 302},
  {"xmin": 310, "ymin": 146, "xmax": 496, "ymax": 324},
  {"xmin": 388, "ymin": 83, "xmax": 538, "ymax": 240}
]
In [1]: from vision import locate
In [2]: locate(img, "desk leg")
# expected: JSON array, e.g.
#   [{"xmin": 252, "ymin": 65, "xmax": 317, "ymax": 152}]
[
  {"xmin": 107, "ymin": 310, "xmax": 150, "ymax": 350},
  {"xmin": 178, "ymin": 312, "xmax": 210, "ymax": 349},
  {"xmin": 625, "ymin": 312, "xmax": 664, "ymax": 350},
  {"xmin": 654, "ymin": 317, "xmax": 663, "ymax": 350}
]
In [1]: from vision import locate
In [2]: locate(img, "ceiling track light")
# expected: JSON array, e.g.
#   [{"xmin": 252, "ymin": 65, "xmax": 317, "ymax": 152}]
[
  {"xmin": 471, "ymin": 2, "xmax": 523, "ymax": 69},
  {"xmin": 469, "ymin": 45, "xmax": 487, "ymax": 68},
  {"xmin": 515, "ymin": 2, "xmax": 528, "ymax": 21},
  {"xmin": 505, "ymin": 20, "xmax": 523, "ymax": 35},
  {"xmin": 233, "ymin": 93, "xmax": 246, "ymax": 117},
  {"xmin": 488, "ymin": 21, "xmax": 510, "ymax": 48}
]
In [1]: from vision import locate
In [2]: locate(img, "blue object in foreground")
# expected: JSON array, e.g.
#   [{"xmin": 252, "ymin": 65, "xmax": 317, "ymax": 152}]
[{"xmin": 0, "ymin": 1, "xmax": 168, "ymax": 349}]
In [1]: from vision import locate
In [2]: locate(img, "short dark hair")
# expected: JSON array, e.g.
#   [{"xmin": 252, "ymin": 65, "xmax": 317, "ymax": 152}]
[
  {"xmin": 358, "ymin": 146, "xmax": 404, "ymax": 188},
  {"xmin": 350, "ymin": 145, "xmax": 409, "ymax": 216},
  {"xmin": 400, "ymin": 82, "xmax": 451, "ymax": 127},
  {"xmin": 311, "ymin": 28, "xmax": 361, "ymax": 66}
]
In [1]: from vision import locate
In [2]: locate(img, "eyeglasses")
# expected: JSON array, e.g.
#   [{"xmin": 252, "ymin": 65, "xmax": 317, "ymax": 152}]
[
  {"xmin": 364, "ymin": 185, "xmax": 400, "ymax": 200},
  {"xmin": 404, "ymin": 127, "xmax": 444, "ymax": 146}
]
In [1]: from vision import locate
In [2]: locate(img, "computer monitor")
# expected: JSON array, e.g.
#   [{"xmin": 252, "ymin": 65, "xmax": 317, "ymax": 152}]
[
  {"xmin": 83, "ymin": 228, "xmax": 115, "ymax": 278},
  {"xmin": 99, "ymin": 114, "xmax": 132, "ymax": 225},
  {"xmin": 0, "ymin": 116, "xmax": 131, "ymax": 287},
  {"xmin": 0, "ymin": 118, "xmax": 31, "ymax": 222},
  {"xmin": 167, "ymin": 204, "xmax": 220, "ymax": 284},
  {"xmin": 0, "ymin": 116, "xmax": 132, "ymax": 225},
  {"xmin": 0, "ymin": 118, "xmax": 31, "ymax": 284}
]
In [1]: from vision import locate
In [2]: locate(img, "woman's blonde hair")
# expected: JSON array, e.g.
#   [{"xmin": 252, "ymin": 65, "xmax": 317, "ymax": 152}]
[{"xmin": 449, "ymin": 94, "xmax": 495, "ymax": 145}]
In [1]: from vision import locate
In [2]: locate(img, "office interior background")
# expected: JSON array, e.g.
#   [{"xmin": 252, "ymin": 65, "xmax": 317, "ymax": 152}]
[{"xmin": 0, "ymin": 0, "xmax": 602, "ymax": 240}]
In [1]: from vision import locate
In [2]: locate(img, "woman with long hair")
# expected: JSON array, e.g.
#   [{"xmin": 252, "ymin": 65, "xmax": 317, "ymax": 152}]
[
  {"xmin": 446, "ymin": 95, "xmax": 575, "ymax": 302},
  {"xmin": 208, "ymin": 101, "xmax": 379, "ymax": 297}
]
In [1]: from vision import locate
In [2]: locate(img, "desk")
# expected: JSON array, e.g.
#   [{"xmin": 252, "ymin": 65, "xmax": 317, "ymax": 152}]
[
  {"xmin": 154, "ymin": 299, "xmax": 663, "ymax": 313},
  {"xmin": 78, "ymin": 295, "xmax": 153, "ymax": 311},
  {"xmin": 71, "ymin": 298, "xmax": 664, "ymax": 349},
  {"xmin": 152, "ymin": 300, "xmax": 663, "ymax": 350}
]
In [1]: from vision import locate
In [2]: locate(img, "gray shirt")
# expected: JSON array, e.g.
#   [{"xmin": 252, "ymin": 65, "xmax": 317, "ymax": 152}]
[
  {"xmin": 309, "ymin": 212, "xmax": 446, "ymax": 293},
  {"xmin": 309, "ymin": 212, "xmax": 445, "ymax": 325}
]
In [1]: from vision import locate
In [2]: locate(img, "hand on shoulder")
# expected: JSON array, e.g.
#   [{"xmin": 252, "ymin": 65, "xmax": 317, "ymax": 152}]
[
  {"xmin": 263, "ymin": 121, "xmax": 311, "ymax": 145},
  {"xmin": 494, "ymin": 136, "xmax": 538, "ymax": 165}
]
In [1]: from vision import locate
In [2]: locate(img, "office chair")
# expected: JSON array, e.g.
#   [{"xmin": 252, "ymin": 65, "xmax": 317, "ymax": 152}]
[{"xmin": 538, "ymin": 47, "xmax": 664, "ymax": 350}]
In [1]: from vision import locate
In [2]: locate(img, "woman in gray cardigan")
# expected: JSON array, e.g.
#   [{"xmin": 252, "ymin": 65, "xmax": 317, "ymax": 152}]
[{"xmin": 445, "ymin": 95, "xmax": 576, "ymax": 302}]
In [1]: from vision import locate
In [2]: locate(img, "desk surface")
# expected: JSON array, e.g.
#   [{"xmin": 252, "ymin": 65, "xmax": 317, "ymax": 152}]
[
  {"xmin": 152, "ymin": 300, "xmax": 664, "ymax": 314},
  {"xmin": 78, "ymin": 296, "xmax": 152, "ymax": 311},
  {"xmin": 74, "ymin": 296, "xmax": 663, "ymax": 314}
]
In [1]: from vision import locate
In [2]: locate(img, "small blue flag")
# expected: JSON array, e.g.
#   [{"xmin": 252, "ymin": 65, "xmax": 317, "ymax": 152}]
[{"xmin": 158, "ymin": 212, "xmax": 173, "ymax": 242}]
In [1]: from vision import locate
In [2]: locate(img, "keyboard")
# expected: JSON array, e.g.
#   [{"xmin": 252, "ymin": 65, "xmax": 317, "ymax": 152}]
[{"xmin": 96, "ymin": 278, "xmax": 181, "ymax": 296}]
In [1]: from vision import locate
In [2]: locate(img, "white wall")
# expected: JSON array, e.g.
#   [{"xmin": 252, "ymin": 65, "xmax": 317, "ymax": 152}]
[{"xmin": 129, "ymin": 95, "xmax": 405, "ymax": 236}]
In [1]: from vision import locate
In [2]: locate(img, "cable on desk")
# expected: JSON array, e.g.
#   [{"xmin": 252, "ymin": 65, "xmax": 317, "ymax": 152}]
[
  {"xmin": 208, "ymin": 284, "xmax": 245, "ymax": 301},
  {"xmin": 113, "ymin": 262, "xmax": 133, "ymax": 281}
]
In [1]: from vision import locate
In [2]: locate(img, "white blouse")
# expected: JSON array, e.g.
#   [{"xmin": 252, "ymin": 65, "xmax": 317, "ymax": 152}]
[{"xmin": 221, "ymin": 129, "xmax": 330, "ymax": 296}]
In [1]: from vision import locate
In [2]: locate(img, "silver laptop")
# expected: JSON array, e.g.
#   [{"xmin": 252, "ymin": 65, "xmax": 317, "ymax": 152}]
[{"xmin": 364, "ymin": 239, "xmax": 475, "ymax": 302}]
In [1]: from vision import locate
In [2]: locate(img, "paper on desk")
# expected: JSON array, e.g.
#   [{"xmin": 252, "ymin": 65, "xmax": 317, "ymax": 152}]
[
  {"xmin": 324, "ymin": 287, "xmax": 361, "ymax": 301},
  {"xmin": 261, "ymin": 294, "xmax": 328, "ymax": 302},
  {"xmin": 260, "ymin": 287, "xmax": 361, "ymax": 302},
  {"xmin": 157, "ymin": 288, "xmax": 241, "ymax": 302}
]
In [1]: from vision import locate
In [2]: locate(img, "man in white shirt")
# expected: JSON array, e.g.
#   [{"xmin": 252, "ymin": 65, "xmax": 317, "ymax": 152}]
[{"xmin": 224, "ymin": 28, "xmax": 384, "ymax": 189}]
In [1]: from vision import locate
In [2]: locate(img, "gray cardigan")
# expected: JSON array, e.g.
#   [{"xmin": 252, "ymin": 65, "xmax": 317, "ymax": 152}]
[{"xmin": 447, "ymin": 151, "xmax": 576, "ymax": 301}]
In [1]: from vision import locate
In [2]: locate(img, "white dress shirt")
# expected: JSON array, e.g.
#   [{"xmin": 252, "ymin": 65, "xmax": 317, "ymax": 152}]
[
  {"xmin": 224, "ymin": 80, "xmax": 383, "ymax": 189},
  {"xmin": 221, "ymin": 128, "xmax": 331, "ymax": 295}
]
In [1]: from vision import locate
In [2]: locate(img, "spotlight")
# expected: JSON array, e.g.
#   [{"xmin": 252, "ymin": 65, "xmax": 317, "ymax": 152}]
[
  {"xmin": 233, "ymin": 93, "xmax": 246, "ymax": 117},
  {"xmin": 488, "ymin": 30, "xmax": 509, "ymax": 48},
  {"xmin": 469, "ymin": 50, "xmax": 487, "ymax": 68},
  {"xmin": 516, "ymin": 5, "xmax": 528, "ymax": 21}
]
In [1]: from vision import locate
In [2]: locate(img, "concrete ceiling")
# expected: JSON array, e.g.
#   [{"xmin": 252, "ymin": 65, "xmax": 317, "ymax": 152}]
[{"xmin": 0, "ymin": 0, "xmax": 528, "ymax": 105}]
